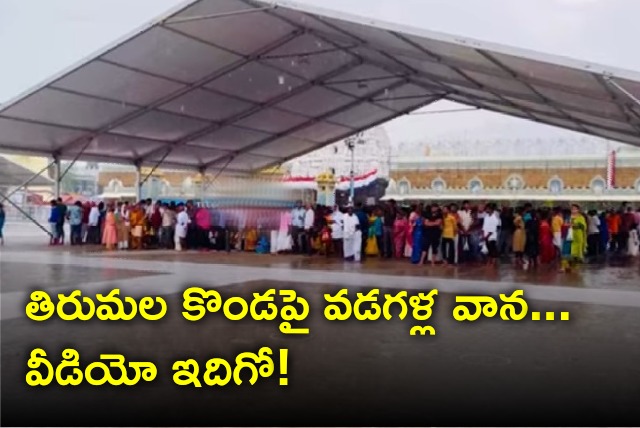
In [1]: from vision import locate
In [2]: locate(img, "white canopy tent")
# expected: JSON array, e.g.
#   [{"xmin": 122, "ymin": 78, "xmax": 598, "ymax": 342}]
[{"xmin": 2, "ymin": 0, "xmax": 640, "ymax": 179}]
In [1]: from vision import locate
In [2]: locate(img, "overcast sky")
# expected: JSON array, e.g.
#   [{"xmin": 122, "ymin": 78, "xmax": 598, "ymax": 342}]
[{"xmin": 1, "ymin": 0, "xmax": 639, "ymax": 148}]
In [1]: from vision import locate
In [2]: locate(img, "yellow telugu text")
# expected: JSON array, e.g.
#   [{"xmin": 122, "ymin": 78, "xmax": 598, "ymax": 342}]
[
  {"xmin": 26, "ymin": 289, "xmax": 167, "ymax": 321},
  {"xmin": 183, "ymin": 288, "xmax": 309, "ymax": 334},
  {"xmin": 324, "ymin": 288, "xmax": 438, "ymax": 336},
  {"xmin": 26, "ymin": 348, "xmax": 157, "ymax": 386},
  {"xmin": 453, "ymin": 290, "xmax": 528, "ymax": 321},
  {"xmin": 173, "ymin": 347, "xmax": 289, "ymax": 387}
]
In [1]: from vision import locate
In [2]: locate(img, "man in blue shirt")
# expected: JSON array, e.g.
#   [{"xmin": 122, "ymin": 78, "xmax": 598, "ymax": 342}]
[{"xmin": 48, "ymin": 200, "xmax": 60, "ymax": 245}]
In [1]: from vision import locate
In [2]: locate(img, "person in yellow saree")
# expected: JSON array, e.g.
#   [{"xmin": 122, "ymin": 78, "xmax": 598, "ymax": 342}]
[
  {"xmin": 245, "ymin": 228, "xmax": 258, "ymax": 252},
  {"xmin": 570, "ymin": 204, "xmax": 587, "ymax": 264},
  {"xmin": 366, "ymin": 209, "xmax": 383, "ymax": 257}
]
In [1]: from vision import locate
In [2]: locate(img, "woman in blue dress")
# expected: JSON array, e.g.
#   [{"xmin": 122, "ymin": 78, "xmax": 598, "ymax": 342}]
[
  {"xmin": 0, "ymin": 202, "xmax": 5, "ymax": 246},
  {"xmin": 411, "ymin": 210, "xmax": 424, "ymax": 264}
]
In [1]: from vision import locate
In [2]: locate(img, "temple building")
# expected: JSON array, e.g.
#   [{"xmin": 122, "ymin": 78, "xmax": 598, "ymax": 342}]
[
  {"xmin": 385, "ymin": 151, "xmax": 640, "ymax": 203},
  {"xmin": 93, "ymin": 132, "xmax": 640, "ymax": 205}
]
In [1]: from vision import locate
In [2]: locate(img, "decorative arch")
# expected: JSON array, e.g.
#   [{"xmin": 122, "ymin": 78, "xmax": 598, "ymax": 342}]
[
  {"xmin": 590, "ymin": 175, "xmax": 607, "ymax": 194},
  {"xmin": 398, "ymin": 178, "xmax": 411, "ymax": 195},
  {"xmin": 158, "ymin": 179, "xmax": 171, "ymax": 196},
  {"xmin": 431, "ymin": 177, "xmax": 446, "ymax": 192},
  {"xmin": 505, "ymin": 174, "xmax": 525, "ymax": 191},
  {"xmin": 107, "ymin": 179, "xmax": 123, "ymax": 192},
  {"xmin": 547, "ymin": 175, "xmax": 564, "ymax": 194},
  {"xmin": 467, "ymin": 177, "xmax": 484, "ymax": 193},
  {"xmin": 386, "ymin": 178, "xmax": 397, "ymax": 193}
]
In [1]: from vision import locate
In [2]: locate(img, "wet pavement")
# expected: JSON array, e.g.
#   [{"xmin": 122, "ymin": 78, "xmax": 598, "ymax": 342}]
[{"xmin": 1, "ymin": 226, "xmax": 640, "ymax": 425}]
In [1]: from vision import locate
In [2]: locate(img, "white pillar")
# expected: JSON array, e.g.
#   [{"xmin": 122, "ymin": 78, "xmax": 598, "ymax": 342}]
[
  {"xmin": 200, "ymin": 171, "xmax": 206, "ymax": 201},
  {"xmin": 54, "ymin": 156, "xmax": 61, "ymax": 199},
  {"xmin": 135, "ymin": 164, "xmax": 142, "ymax": 202}
]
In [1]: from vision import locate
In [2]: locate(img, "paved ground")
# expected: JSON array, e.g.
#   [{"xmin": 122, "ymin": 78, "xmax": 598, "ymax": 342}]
[{"xmin": 1, "ymin": 222, "xmax": 640, "ymax": 426}]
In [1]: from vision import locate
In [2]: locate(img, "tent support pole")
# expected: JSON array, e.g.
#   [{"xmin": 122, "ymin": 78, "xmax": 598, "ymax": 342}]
[
  {"xmin": 203, "ymin": 156, "xmax": 235, "ymax": 193},
  {"xmin": 53, "ymin": 156, "xmax": 61, "ymax": 199},
  {"xmin": 198, "ymin": 167, "xmax": 206, "ymax": 202},
  {"xmin": 0, "ymin": 160, "xmax": 55, "ymax": 205},
  {"xmin": 59, "ymin": 138, "xmax": 93, "ymax": 182},
  {"xmin": 0, "ymin": 190, "xmax": 53, "ymax": 238},
  {"xmin": 605, "ymin": 77, "xmax": 640, "ymax": 108},
  {"xmin": 135, "ymin": 164, "xmax": 142, "ymax": 202}
]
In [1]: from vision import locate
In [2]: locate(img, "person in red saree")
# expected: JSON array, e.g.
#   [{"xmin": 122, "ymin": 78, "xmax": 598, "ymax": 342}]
[
  {"xmin": 150, "ymin": 202, "xmax": 162, "ymax": 238},
  {"xmin": 393, "ymin": 210, "xmax": 408, "ymax": 258},
  {"xmin": 539, "ymin": 210, "xmax": 555, "ymax": 264}
]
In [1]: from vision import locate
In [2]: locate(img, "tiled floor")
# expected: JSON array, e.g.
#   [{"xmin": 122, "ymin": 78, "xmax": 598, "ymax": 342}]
[{"xmin": 1, "ymin": 225, "xmax": 640, "ymax": 425}]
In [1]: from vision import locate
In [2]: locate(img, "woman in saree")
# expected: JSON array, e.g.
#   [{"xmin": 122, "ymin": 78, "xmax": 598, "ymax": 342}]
[
  {"xmin": 539, "ymin": 210, "xmax": 556, "ymax": 264},
  {"xmin": 512, "ymin": 207, "xmax": 526, "ymax": 267},
  {"xmin": 245, "ymin": 228, "xmax": 258, "ymax": 252},
  {"xmin": 366, "ymin": 210, "xmax": 382, "ymax": 257},
  {"xmin": 570, "ymin": 204, "xmax": 587, "ymax": 264},
  {"xmin": 410, "ymin": 210, "xmax": 424, "ymax": 264},
  {"xmin": 393, "ymin": 211, "xmax": 408, "ymax": 258},
  {"xmin": 559, "ymin": 209, "xmax": 573, "ymax": 273},
  {"xmin": 102, "ymin": 205, "xmax": 118, "ymax": 251}
]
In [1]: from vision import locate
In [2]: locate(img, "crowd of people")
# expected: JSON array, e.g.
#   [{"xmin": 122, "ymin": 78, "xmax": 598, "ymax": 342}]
[
  {"xmin": 46, "ymin": 198, "xmax": 209, "ymax": 252},
  {"xmin": 40, "ymin": 197, "xmax": 640, "ymax": 272},
  {"xmin": 280, "ymin": 200, "xmax": 640, "ymax": 272}
]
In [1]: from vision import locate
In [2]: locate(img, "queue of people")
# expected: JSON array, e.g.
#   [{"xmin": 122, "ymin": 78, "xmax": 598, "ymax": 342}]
[
  {"xmin": 42, "ymin": 196, "xmax": 640, "ymax": 272},
  {"xmin": 46, "ymin": 198, "xmax": 207, "ymax": 252},
  {"xmin": 279, "ymin": 200, "xmax": 640, "ymax": 272}
]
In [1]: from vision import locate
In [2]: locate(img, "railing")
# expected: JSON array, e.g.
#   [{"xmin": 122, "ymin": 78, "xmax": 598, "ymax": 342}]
[{"xmin": 3, "ymin": 204, "xmax": 50, "ymax": 224}]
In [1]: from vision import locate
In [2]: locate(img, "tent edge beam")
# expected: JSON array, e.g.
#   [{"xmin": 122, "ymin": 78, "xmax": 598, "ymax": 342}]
[{"xmin": 164, "ymin": 5, "xmax": 277, "ymax": 25}]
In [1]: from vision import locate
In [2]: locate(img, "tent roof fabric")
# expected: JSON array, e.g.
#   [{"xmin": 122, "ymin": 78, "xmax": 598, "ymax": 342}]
[
  {"xmin": 0, "ymin": 157, "xmax": 53, "ymax": 187},
  {"xmin": 2, "ymin": 0, "xmax": 640, "ymax": 174}
]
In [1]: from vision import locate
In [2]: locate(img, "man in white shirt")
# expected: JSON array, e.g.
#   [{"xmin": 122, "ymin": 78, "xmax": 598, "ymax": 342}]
[
  {"xmin": 482, "ymin": 203, "xmax": 499, "ymax": 266},
  {"xmin": 144, "ymin": 198, "xmax": 154, "ymax": 220},
  {"xmin": 342, "ymin": 206, "xmax": 360, "ymax": 261},
  {"xmin": 87, "ymin": 204, "xmax": 100, "ymax": 244},
  {"xmin": 331, "ymin": 205, "xmax": 344, "ymax": 258},
  {"xmin": 303, "ymin": 203, "xmax": 315, "ymax": 256},
  {"xmin": 161, "ymin": 203, "xmax": 176, "ymax": 249},
  {"xmin": 587, "ymin": 209, "xmax": 601, "ymax": 258},
  {"xmin": 174, "ymin": 203, "xmax": 190, "ymax": 251},
  {"xmin": 457, "ymin": 200, "xmax": 473, "ymax": 263},
  {"xmin": 290, "ymin": 201, "xmax": 305, "ymax": 254}
]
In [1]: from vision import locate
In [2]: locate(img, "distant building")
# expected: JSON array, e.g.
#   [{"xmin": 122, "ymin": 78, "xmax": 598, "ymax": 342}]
[
  {"xmin": 385, "ymin": 152, "xmax": 640, "ymax": 203},
  {"xmin": 0, "ymin": 154, "xmax": 53, "ymax": 199},
  {"xmin": 284, "ymin": 126, "xmax": 392, "ymax": 179}
]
